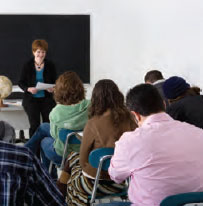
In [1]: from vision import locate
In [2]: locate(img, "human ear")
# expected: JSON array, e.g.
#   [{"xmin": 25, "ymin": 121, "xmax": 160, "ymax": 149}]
[{"xmin": 131, "ymin": 111, "xmax": 141, "ymax": 124}]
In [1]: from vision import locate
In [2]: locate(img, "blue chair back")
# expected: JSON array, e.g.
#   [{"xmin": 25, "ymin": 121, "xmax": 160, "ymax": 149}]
[
  {"xmin": 59, "ymin": 128, "xmax": 81, "ymax": 144},
  {"xmin": 160, "ymin": 192, "xmax": 203, "ymax": 206},
  {"xmin": 88, "ymin": 148, "xmax": 128, "ymax": 204},
  {"xmin": 49, "ymin": 129, "xmax": 82, "ymax": 173},
  {"xmin": 88, "ymin": 147, "xmax": 114, "ymax": 171}
]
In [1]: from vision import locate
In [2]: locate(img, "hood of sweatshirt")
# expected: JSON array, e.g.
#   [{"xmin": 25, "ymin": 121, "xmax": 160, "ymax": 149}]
[{"xmin": 49, "ymin": 99, "xmax": 90, "ymax": 131}]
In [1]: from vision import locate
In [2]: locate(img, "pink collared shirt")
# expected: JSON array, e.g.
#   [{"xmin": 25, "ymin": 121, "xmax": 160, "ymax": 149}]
[{"xmin": 109, "ymin": 113, "xmax": 203, "ymax": 206}]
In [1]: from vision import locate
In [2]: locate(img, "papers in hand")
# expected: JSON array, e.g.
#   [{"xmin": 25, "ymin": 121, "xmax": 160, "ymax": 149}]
[{"xmin": 36, "ymin": 82, "xmax": 55, "ymax": 90}]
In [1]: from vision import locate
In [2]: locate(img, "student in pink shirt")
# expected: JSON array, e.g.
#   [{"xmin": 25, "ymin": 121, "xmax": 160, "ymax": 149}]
[{"xmin": 109, "ymin": 83, "xmax": 203, "ymax": 206}]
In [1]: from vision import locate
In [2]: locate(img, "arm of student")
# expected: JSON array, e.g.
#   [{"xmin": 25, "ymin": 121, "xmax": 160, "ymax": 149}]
[
  {"xmin": 108, "ymin": 133, "xmax": 131, "ymax": 184},
  {"xmin": 29, "ymin": 154, "xmax": 66, "ymax": 206}
]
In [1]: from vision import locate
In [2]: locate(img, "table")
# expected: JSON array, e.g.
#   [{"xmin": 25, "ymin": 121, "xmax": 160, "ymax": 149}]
[{"xmin": 0, "ymin": 100, "xmax": 29, "ymax": 131}]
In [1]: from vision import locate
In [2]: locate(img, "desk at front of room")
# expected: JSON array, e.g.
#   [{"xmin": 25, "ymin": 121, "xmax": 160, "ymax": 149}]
[{"xmin": 0, "ymin": 100, "xmax": 29, "ymax": 131}]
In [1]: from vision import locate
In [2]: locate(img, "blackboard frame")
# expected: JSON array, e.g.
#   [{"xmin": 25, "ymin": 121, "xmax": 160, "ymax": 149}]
[{"xmin": 0, "ymin": 14, "xmax": 90, "ymax": 84}]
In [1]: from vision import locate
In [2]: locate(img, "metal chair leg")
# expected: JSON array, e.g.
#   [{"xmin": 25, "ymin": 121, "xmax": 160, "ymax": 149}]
[{"xmin": 49, "ymin": 161, "xmax": 53, "ymax": 174}]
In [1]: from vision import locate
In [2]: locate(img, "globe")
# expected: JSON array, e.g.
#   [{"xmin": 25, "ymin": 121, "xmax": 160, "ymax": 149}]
[{"xmin": 0, "ymin": 76, "xmax": 12, "ymax": 107}]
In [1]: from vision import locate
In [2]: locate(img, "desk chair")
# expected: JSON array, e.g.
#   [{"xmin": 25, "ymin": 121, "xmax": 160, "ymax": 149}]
[
  {"xmin": 48, "ymin": 129, "xmax": 82, "ymax": 173},
  {"xmin": 160, "ymin": 192, "xmax": 203, "ymax": 206},
  {"xmin": 88, "ymin": 148, "xmax": 128, "ymax": 205}
]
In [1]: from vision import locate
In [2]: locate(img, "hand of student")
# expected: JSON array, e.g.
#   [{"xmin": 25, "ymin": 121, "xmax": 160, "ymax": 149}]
[
  {"xmin": 46, "ymin": 87, "xmax": 54, "ymax": 93},
  {"xmin": 27, "ymin": 87, "xmax": 38, "ymax": 94}
]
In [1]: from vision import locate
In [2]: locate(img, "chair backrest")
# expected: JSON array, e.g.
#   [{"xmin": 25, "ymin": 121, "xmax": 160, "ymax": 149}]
[
  {"xmin": 89, "ymin": 147, "xmax": 114, "ymax": 171},
  {"xmin": 88, "ymin": 148, "xmax": 115, "ymax": 203},
  {"xmin": 160, "ymin": 192, "xmax": 203, "ymax": 206},
  {"xmin": 49, "ymin": 129, "xmax": 82, "ymax": 173},
  {"xmin": 59, "ymin": 129, "xmax": 82, "ymax": 170},
  {"xmin": 59, "ymin": 128, "xmax": 81, "ymax": 144}
]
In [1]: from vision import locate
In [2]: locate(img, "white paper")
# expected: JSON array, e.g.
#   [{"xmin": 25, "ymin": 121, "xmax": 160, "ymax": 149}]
[
  {"xmin": 36, "ymin": 82, "xmax": 55, "ymax": 90},
  {"xmin": 3, "ymin": 99, "xmax": 22, "ymax": 106}
]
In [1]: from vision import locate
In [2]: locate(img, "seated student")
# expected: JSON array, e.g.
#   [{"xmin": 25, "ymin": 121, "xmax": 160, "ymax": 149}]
[
  {"xmin": 144, "ymin": 69, "xmax": 169, "ymax": 108},
  {"xmin": 57, "ymin": 79, "xmax": 137, "ymax": 206},
  {"xmin": 25, "ymin": 71, "xmax": 90, "ymax": 174},
  {"xmin": 163, "ymin": 76, "xmax": 203, "ymax": 129},
  {"xmin": 0, "ymin": 121, "xmax": 15, "ymax": 143},
  {"xmin": 0, "ymin": 140, "xmax": 66, "ymax": 206},
  {"xmin": 108, "ymin": 83, "xmax": 203, "ymax": 206}
]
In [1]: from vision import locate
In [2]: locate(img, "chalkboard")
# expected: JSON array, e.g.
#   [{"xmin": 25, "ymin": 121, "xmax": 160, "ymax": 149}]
[{"xmin": 0, "ymin": 15, "xmax": 90, "ymax": 84}]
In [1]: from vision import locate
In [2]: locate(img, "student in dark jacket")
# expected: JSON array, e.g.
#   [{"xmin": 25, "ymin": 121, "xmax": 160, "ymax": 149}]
[
  {"xmin": 163, "ymin": 76, "xmax": 203, "ymax": 129},
  {"xmin": 18, "ymin": 39, "xmax": 56, "ymax": 137}
]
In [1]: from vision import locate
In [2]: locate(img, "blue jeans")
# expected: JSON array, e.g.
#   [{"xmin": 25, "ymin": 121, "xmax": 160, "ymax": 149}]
[
  {"xmin": 25, "ymin": 122, "xmax": 62, "ymax": 177},
  {"xmin": 40, "ymin": 137, "xmax": 62, "ymax": 171},
  {"xmin": 25, "ymin": 122, "xmax": 51, "ymax": 155}
]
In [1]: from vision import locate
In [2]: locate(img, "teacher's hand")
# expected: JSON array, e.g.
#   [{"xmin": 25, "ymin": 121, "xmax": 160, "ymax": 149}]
[
  {"xmin": 27, "ymin": 87, "xmax": 38, "ymax": 94},
  {"xmin": 46, "ymin": 88, "xmax": 54, "ymax": 93}
]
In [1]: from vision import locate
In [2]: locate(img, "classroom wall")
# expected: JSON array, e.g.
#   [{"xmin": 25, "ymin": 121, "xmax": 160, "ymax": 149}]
[{"xmin": 1, "ymin": 0, "xmax": 203, "ymax": 98}]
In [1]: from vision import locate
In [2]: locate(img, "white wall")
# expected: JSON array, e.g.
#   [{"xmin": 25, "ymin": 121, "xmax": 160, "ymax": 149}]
[{"xmin": 2, "ymin": 0, "xmax": 203, "ymax": 98}]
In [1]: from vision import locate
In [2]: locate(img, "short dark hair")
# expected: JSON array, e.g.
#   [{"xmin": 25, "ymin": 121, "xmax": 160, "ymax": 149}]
[
  {"xmin": 126, "ymin": 84, "xmax": 165, "ymax": 116},
  {"xmin": 144, "ymin": 70, "xmax": 164, "ymax": 83},
  {"xmin": 89, "ymin": 79, "xmax": 132, "ymax": 126}
]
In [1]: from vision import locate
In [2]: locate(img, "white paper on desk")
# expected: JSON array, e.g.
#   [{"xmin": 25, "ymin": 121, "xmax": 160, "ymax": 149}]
[
  {"xmin": 3, "ymin": 100, "xmax": 22, "ymax": 106},
  {"xmin": 36, "ymin": 82, "xmax": 55, "ymax": 90}
]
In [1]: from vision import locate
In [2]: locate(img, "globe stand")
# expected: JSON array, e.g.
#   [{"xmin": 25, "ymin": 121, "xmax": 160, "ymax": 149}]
[{"xmin": 0, "ymin": 99, "xmax": 8, "ymax": 107}]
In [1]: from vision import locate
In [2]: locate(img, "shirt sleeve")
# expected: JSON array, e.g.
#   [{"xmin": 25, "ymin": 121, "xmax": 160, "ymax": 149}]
[
  {"xmin": 18, "ymin": 63, "xmax": 29, "ymax": 92},
  {"xmin": 108, "ymin": 133, "xmax": 131, "ymax": 184},
  {"xmin": 28, "ymin": 154, "xmax": 66, "ymax": 206}
]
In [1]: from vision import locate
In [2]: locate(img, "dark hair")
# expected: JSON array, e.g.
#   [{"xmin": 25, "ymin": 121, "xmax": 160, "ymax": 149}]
[
  {"xmin": 54, "ymin": 71, "xmax": 85, "ymax": 105},
  {"xmin": 126, "ymin": 84, "xmax": 165, "ymax": 116},
  {"xmin": 32, "ymin": 39, "xmax": 48, "ymax": 52},
  {"xmin": 169, "ymin": 86, "xmax": 201, "ymax": 103},
  {"xmin": 89, "ymin": 79, "xmax": 132, "ymax": 126},
  {"xmin": 144, "ymin": 70, "xmax": 164, "ymax": 83}
]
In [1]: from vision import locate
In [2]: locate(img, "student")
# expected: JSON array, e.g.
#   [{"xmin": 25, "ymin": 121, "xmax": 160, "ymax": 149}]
[
  {"xmin": 18, "ymin": 39, "xmax": 56, "ymax": 138},
  {"xmin": 109, "ymin": 83, "xmax": 203, "ymax": 206},
  {"xmin": 163, "ymin": 76, "xmax": 203, "ymax": 129},
  {"xmin": 0, "ymin": 121, "xmax": 15, "ymax": 143},
  {"xmin": 25, "ymin": 71, "xmax": 90, "ymax": 175},
  {"xmin": 144, "ymin": 69, "xmax": 169, "ymax": 108},
  {"xmin": 0, "ymin": 141, "xmax": 66, "ymax": 206},
  {"xmin": 57, "ymin": 79, "xmax": 137, "ymax": 206}
]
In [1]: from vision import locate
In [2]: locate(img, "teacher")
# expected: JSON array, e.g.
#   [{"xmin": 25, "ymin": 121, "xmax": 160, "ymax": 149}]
[{"xmin": 19, "ymin": 39, "xmax": 56, "ymax": 138}]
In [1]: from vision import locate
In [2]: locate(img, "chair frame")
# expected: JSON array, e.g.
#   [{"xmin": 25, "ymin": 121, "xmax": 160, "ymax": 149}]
[
  {"xmin": 89, "ymin": 148, "xmax": 128, "ymax": 205},
  {"xmin": 90, "ymin": 154, "xmax": 113, "ymax": 204},
  {"xmin": 60, "ymin": 131, "xmax": 81, "ymax": 170},
  {"xmin": 48, "ymin": 131, "xmax": 81, "ymax": 173}
]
